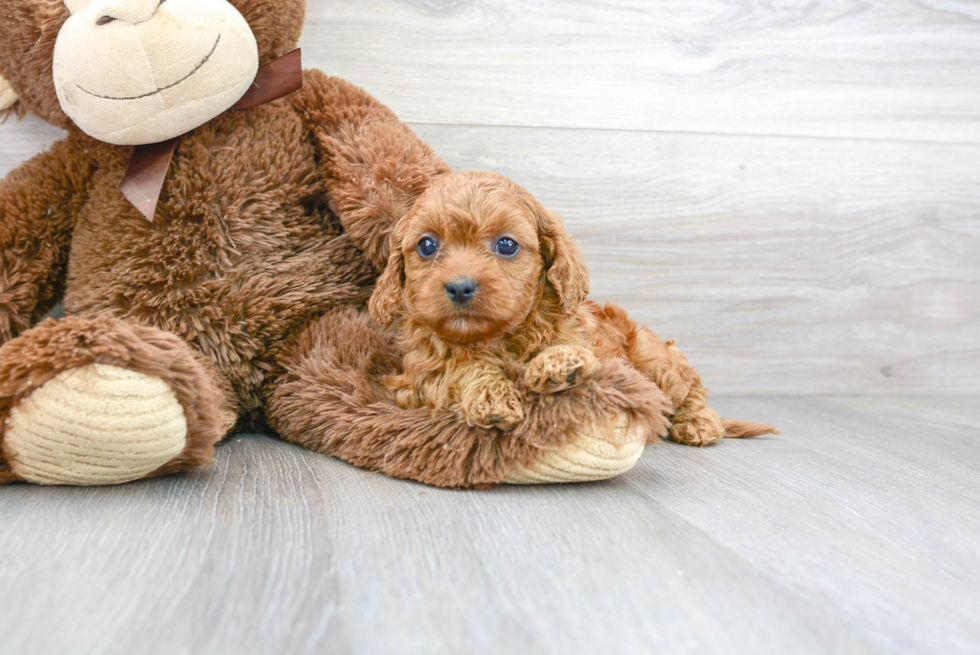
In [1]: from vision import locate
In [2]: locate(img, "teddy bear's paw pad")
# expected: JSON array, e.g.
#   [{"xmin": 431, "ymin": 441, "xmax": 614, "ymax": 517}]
[
  {"xmin": 4, "ymin": 364, "xmax": 187, "ymax": 485},
  {"xmin": 524, "ymin": 345, "xmax": 600, "ymax": 394},
  {"xmin": 502, "ymin": 413, "xmax": 645, "ymax": 484}
]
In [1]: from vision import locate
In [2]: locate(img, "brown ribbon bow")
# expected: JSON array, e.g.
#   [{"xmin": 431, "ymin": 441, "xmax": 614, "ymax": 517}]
[{"xmin": 118, "ymin": 48, "xmax": 304, "ymax": 222}]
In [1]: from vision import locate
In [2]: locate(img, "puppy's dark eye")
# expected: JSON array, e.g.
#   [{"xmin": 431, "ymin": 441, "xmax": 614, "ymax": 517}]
[
  {"xmin": 417, "ymin": 236, "xmax": 439, "ymax": 259},
  {"xmin": 494, "ymin": 237, "xmax": 520, "ymax": 258}
]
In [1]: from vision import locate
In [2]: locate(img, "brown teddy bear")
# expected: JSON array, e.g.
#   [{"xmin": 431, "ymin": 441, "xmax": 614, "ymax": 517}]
[{"xmin": 0, "ymin": 0, "xmax": 678, "ymax": 488}]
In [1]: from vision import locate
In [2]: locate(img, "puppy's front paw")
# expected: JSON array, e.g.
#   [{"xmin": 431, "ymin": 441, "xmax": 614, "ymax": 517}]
[
  {"xmin": 460, "ymin": 380, "xmax": 525, "ymax": 430},
  {"xmin": 525, "ymin": 345, "xmax": 599, "ymax": 393}
]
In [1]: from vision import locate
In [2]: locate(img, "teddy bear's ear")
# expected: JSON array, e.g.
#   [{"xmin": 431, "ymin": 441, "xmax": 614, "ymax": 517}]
[{"xmin": 0, "ymin": 73, "xmax": 18, "ymax": 112}]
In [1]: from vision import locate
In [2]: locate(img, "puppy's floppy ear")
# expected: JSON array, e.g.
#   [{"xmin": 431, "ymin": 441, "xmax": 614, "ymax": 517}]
[
  {"xmin": 533, "ymin": 203, "xmax": 590, "ymax": 315},
  {"xmin": 369, "ymin": 219, "xmax": 408, "ymax": 327}
]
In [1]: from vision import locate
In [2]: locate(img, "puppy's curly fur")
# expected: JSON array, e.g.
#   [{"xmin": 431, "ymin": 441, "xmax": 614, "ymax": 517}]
[{"xmin": 370, "ymin": 171, "xmax": 776, "ymax": 445}]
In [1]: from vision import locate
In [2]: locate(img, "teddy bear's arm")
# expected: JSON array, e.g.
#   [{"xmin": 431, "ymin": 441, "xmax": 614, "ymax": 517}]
[
  {"xmin": 291, "ymin": 70, "xmax": 451, "ymax": 271},
  {"xmin": 0, "ymin": 136, "xmax": 96, "ymax": 344}
]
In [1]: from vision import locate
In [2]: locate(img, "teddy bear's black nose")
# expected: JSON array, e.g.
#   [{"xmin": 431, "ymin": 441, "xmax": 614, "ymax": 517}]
[{"xmin": 445, "ymin": 278, "xmax": 478, "ymax": 305}]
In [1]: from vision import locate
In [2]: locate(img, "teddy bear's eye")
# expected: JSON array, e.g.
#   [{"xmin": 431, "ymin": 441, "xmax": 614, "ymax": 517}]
[
  {"xmin": 417, "ymin": 236, "xmax": 439, "ymax": 259},
  {"xmin": 494, "ymin": 236, "xmax": 520, "ymax": 258},
  {"xmin": 96, "ymin": 15, "xmax": 117, "ymax": 26}
]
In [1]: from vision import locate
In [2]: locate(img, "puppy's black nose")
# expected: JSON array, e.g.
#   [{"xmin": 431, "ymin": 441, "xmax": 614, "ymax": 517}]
[{"xmin": 445, "ymin": 278, "xmax": 478, "ymax": 305}]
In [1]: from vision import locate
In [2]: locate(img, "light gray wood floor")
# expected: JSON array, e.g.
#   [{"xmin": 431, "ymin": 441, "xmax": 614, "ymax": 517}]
[{"xmin": 1, "ymin": 396, "xmax": 977, "ymax": 655}]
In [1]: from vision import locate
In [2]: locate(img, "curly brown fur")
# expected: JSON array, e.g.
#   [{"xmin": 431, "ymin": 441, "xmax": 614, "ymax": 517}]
[{"xmin": 370, "ymin": 171, "xmax": 777, "ymax": 444}]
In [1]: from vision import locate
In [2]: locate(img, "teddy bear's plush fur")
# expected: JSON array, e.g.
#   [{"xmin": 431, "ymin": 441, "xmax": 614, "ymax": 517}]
[
  {"xmin": 265, "ymin": 305, "xmax": 673, "ymax": 488},
  {"xmin": 0, "ymin": 0, "xmax": 675, "ymax": 487}
]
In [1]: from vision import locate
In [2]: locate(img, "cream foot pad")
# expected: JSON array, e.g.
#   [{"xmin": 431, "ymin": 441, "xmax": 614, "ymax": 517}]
[
  {"xmin": 4, "ymin": 364, "xmax": 187, "ymax": 485},
  {"xmin": 503, "ymin": 413, "xmax": 646, "ymax": 484}
]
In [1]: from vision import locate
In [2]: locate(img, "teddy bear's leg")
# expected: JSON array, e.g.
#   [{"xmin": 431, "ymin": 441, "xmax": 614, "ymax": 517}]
[
  {"xmin": 265, "ymin": 307, "xmax": 672, "ymax": 488},
  {"xmin": 499, "ymin": 411, "xmax": 651, "ymax": 484},
  {"xmin": 0, "ymin": 316, "xmax": 236, "ymax": 486}
]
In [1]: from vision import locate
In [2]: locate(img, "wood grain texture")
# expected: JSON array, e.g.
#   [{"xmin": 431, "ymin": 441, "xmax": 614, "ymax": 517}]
[
  {"xmin": 0, "ymin": 396, "xmax": 977, "ymax": 654},
  {"xmin": 302, "ymin": 0, "xmax": 980, "ymax": 143}
]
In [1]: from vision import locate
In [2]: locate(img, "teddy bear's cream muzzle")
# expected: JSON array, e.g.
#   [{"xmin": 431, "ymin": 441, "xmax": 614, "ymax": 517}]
[{"xmin": 52, "ymin": 0, "xmax": 259, "ymax": 146}]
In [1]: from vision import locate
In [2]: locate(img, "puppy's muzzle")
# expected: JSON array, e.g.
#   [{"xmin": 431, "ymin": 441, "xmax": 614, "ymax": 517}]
[{"xmin": 445, "ymin": 277, "xmax": 478, "ymax": 306}]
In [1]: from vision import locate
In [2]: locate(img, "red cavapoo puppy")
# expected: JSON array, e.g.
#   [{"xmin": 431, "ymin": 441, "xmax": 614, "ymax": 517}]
[{"xmin": 370, "ymin": 170, "xmax": 776, "ymax": 445}]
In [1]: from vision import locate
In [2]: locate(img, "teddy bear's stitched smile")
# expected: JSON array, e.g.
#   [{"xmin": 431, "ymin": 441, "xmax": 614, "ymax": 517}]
[{"xmin": 78, "ymin": 33, "xmax": 221, "ymax": 101}]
